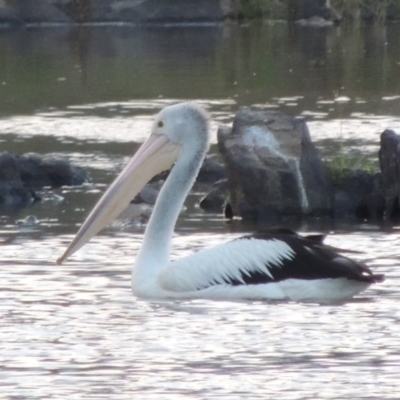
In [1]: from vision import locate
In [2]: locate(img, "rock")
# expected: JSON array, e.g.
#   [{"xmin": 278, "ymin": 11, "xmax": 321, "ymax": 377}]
[
  {"xmin": 199, "ymin": 178, "xmax": 229, "ymax": 212},
  {"xmin": 54, "ymin": 0, "xmax": 112, "ymax": 23},
  {"xmin": 0, "ymin": 152, "xmax": 90, "ymax": 210},
  {"xmin": 118, "ymin": 202, "xmax": 154, "ymax": 226},
  {"xmin": 331, "ymin": 169, "xmax": 384, "ymax": 220},
  {"xmin": 379, "ymin": 129, "xmax": 400, "ymax": 220},
  {"xmin": 295, "ymin": 16, "xmax": 333, "ymax": 28},
  {"xmin": 197, "ymin": 154, "xmax": 227, "ymax": 183},
  {"xmin": 4, "ymin": 0, "xmax": 72, "ymax": 24},
  {"xmin": 104, "ymin": 0, "xmax": 233, "ymax": 23},
  {"xmin": 356, "ymin": 180, "xmax": 385, "ymax": 221},
  {"xmin": 0, "ymin": 181, "xmax": 37, "ymax": 209},
  {"xmin": 0, "ymin": 152, "xmax": 37, "ymax": 208},
  {"xmin": 0, "ymin": 1, "xmax": 24, "ymax": 27},
  {"xmin": 288, "ymin": 0, "xmax": 331, "ymax": 20},
  {"xmin": 218, "ymin": 109, "xmax": 332, "ymax": 221},
  {"xmin": 16, "ymin": 215, "xmax": 40, "ymax": 226},
  {"xmin": 131, "ymin": 181, "xmax": 163, "ymax": 205},
  {"xmin": 223, "ymin": 201, "xmax": 233, "ymax": 219},
  {"xmin": 17, "ymin": 153, "xmax": 89, "ymax": 189},
  {"xmin": 126, "ymin": 152, "xmax": 227, "ymax": 220},
  {"xmin": 131, "ymin": 152, "xmax": 226, "ymax": 206},
  {"xmin": 1, "ymin": 0, "xmax": 400, "ymax": 24},
  {"xmin": 0, "ymin": 0, "xmax": 236, "ymax": 25}
]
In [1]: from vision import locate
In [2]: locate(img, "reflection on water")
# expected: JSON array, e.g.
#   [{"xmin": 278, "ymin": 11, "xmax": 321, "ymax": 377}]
[
  {"xmin": 0, "ymin": 231, "xmax": 399, "ymax": 399},
  {"xmin": 1, "ymin": 22, "xmax": 400, "ymax": 399},
  {"xmin": 1, "ymin": 23, "xmax": 400, "ymax": 115}
]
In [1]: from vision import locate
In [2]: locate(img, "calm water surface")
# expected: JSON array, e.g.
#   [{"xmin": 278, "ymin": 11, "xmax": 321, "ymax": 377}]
[{"xmin": 0, "ymin": 22, "xmax": 400, "ymax": 399}]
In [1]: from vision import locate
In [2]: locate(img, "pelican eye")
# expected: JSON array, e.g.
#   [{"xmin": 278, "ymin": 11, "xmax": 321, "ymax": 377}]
[{"xmin": 157, "ymin": 120, "xmax": 164, "ymax": 128}]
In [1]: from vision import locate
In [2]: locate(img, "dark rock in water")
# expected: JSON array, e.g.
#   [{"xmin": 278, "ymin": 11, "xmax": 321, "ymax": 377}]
[
  {"xmin": 197, "ymin": 154, "xmax": 227, "ymax": 183},
  {"xmin": 379, "ymin": 129, "xmax": 400, "ymax": 221},
  {"xmin": 5, "ymin": 0, "xmax": 72, "ymax": 24},
  {"xmin": 0, "ymin": 181, "xmax": 37, "ymax": 208},
  {"xmin": 356, "ymin": 182, "xmax": 385, "ymax": 221},
  {"xmin": 288, "ymin": 0, "xmax": 331, "ymax": 20},
  {"xmin": 1, "ymin": 0, "xmax": 400, "ymax": 25},
  {"xmin": 149, "ymin": 154, "xmax": 226, "ymax": 185},
  {"xmin": 223, "ymin": 201, "xmax": 233, "ymax": 219},
  {"xmin": 0, "ymin": 3, "xmax": 24, "ymax": 27},
  {"xmin": 332, "ymin": 169, "xmax": 384, "ymax": 220},
  {"xmin": 131, "ymin": 181, "xmax": 163, "ymax": 205},
  {"xmin": 43, "ymin": 156, "xmax": 89, "ymax": 187},
  {"xmin": 0, "ymin": 153, "xmax": 36, "ymax": 208},
  {"xmin": 127, "ymin": 153, "xmax": 227, "ymax": 221},
  {"xmin": 1, "ymin": 0, "xmax": 237, "ymax": 25},
  {"xmin": 100, "ymin": 0, "xmax": 234, "ymax": 24},
  {"xmin": 199, "ymin": 178, "xmax": 229, "ymax": 212},
  {"xmin": 218, "ymin": 109, "xmax": 332, "ymax": 221},
  {"xmin": 17, "ymin": 154, "xmax": 89, "ymax": 189},
  {"xmin": 0, "ymin": 152, "xmax": 90, "ymax": 211}
]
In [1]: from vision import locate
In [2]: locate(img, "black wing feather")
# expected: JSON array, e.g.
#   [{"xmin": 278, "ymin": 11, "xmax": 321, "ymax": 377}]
[{"xmin": 221, "ymin": 230, "xmax": 384, "ymax": 286}]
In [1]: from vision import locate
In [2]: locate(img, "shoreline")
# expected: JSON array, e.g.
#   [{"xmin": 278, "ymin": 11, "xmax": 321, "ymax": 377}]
[{"xmin": 1, "ymin": 0, "xmax": 400, "ymax": 29}]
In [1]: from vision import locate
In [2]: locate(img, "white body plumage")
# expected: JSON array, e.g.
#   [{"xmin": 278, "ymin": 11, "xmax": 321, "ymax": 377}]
[{"xmin": 132, "ymin": 237, "xmax": 371, "ymax": 303}]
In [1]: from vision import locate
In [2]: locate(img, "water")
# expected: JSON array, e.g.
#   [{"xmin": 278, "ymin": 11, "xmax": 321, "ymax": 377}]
[
  {"xmin": 1, "ymin": 231, "xmax": 399, "ymax": 399},
  {"xmin": 1, "ymin": 22, "xmax": 400, "ymax": 399}
]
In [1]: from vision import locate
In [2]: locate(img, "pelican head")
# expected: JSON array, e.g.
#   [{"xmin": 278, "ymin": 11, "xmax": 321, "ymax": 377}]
[
  {"xmin": 155, "ymin": 102, "xmax": 210, "ymax": 150},
  {"xmin": 57, "ymin": 102, "xmax": 210, "ymax": 265}
]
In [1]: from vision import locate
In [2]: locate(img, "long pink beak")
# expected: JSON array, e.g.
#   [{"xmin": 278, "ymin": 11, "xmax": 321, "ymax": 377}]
[{"xmin": 57, "ymin": 133, "xmax": 181, "ymax": 264}]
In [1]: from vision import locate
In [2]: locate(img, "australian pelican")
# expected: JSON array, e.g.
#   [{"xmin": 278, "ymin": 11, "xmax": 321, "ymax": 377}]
[{"xmin": 57, "ymin": 102, "xmax": 384, "ymax": 303}]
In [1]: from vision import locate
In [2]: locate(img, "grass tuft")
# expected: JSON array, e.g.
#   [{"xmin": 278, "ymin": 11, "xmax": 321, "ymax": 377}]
[{"xmin": 325, "ymin": 154, "xmax": 377, "ymax": 183}]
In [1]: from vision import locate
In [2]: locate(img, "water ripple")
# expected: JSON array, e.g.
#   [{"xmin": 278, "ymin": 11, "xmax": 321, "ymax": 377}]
[{"xmin": 0, "ymin": 231, "xmax": 399, "ymax": 399}]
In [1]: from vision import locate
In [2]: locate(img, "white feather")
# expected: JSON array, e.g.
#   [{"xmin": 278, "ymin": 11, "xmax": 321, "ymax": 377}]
[{"xmin": 158, "ymin": 238, "xmax": 295, "ymax": 292}]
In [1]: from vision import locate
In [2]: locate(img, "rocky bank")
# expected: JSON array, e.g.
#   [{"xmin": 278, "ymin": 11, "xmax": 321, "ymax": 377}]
[{"xmin": 1, "ymin": 0, "xmax": 400, "ymax": 27}]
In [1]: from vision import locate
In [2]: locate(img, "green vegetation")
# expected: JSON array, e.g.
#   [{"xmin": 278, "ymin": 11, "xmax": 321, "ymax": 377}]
[
  {"xmin": 329, "ymin": 0, "xmax": 396, "ymax": 23},
  {"xmin": 237, "ymin": 0, "xmax": 400, "ymax": 22},
  {"xmin": 325, "ymin": 154, "xmax": 377, "ymax": 184},
  {"xmin": 237, "ymin": 0, "xmax": 287, "ymax": 19}
]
